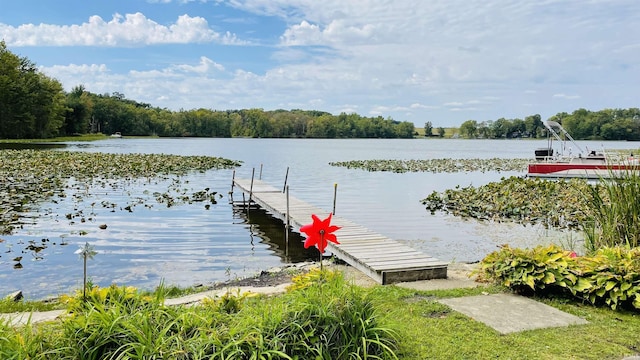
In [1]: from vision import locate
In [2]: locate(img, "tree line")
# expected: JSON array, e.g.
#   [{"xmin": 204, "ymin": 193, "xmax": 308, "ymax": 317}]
[
  {"xmin": 1, "ymin": 41, "xmax": 639, "ymax": 140},
  {"xmin": 457, "ymin": 108, "xmax": 640, "ymax": 140},
  {"xmin": 1, "ymin": 42, "xmax": 414, "ymax": 139},
  {"xmin": 64, "ymin": 90, "xmax": 417, "ymax": 139}
]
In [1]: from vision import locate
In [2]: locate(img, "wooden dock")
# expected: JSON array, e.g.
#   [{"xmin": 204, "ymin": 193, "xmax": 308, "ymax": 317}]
[{"xmin": 231, "ymin": 178, "xmax": 448, "ymax": 284}]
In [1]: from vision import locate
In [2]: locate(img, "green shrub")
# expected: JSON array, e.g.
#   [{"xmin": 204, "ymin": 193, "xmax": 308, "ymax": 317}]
[
  {"xmin": 569, "ymin": 247, "xmax": 640, "ymax": 310},
  {"xmin": 478, "ymin": 244, "xmax": 578, "ymax": 295},
  {"xmin": 60, "ymin": 284, "xmax": 160, "ymax": 314},
  {"xmin": 479, "ymin": 244, "xmax": 640, "ymax": 311}
]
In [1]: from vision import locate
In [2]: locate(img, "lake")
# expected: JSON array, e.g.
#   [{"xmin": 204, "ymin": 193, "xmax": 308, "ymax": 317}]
[{"xmin": 1, "ymin": 138, "xmax": 635, "ymax": 299}]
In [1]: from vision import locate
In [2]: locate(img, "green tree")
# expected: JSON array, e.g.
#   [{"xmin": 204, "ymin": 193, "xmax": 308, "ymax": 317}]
[
  {"xmin": 524, "ymin": 114, "xmax": 542, "ymax": 138},
  {"xmin": 459, "ymin": 120, "xmax": 478, "ymax": 138},
  {"xmin": 508, "ymin": 118, "xmax": 525, "ymax": 138},
  {"xmin": 0, "ymin": 41, "xmax": 67, "ymax": 139},
  {"xmin": 396, "ymin": 121, "xmax": 415, "ymax": 138},
  {"xmin": 306, "ymin": 114, "xmax": 337, "ymax": 138},
  {"xmin": 424, "ymin": 121, "xmax": 433, "ymax": 137},
  {"xmin": 491, "ymin": 118, "xmax": 510, "ymax": 138},
  {"xmin": 437, "ymin": 126, "xmax": 445, "ymax": 138},
  {"xmin": 31, "ymin": 76, "xmax": 66, "ymax": 138},
  {"xmin": 64, "ymin": 85, "xmax": 94, "ymax": 135}
]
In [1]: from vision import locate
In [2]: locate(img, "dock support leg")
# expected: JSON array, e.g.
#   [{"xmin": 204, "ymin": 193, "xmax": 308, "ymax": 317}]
[
  {"xmin": 332, "ymin": 183, "xmax": 338, "ymax": 215},
  {"xmin": 282, "ymin": 167, "xmax": 289, "ymax": 193},
  {"xmin": 229, "ymin": 170, "xmax": 235, "ymax": 204},
  {"xmin": 248, "ymin": 168, "xmax": 255, "ymax": 213},
  {"xmin": 285, "ymin": 185, "xmax": 290, "ymax": 256}
]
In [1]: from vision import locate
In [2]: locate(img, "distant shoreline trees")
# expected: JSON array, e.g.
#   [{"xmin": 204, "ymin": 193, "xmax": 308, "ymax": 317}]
[
  {"xmin": 1, "ymin": 42, "xmax": 639, "ymax": 141},
  {"xmin": 457, "ymin": 109, "xmax": 640, "ymax": 141}
]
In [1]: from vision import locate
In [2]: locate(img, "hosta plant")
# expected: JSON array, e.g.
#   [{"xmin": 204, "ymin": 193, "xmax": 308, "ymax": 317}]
[
  {"xmin": 479, "ymin": 244, "xmax": 640, "ymax": 311},
  {"xmin": 478, "ymin": 244, "xmax": 578, "ymax": 294}
]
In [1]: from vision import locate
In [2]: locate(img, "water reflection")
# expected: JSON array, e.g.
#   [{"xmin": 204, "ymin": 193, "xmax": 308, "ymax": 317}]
[
  {"xmin": 0, "ymin": 143, "xmax": 66, "ymax": 150},
  {"xmin": 231, "ymin": 204, "xmax": 318, "ymax": 263}
]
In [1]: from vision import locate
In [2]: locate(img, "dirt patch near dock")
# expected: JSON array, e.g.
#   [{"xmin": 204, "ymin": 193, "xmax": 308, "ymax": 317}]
[{"xmin": 206, "ymin": 261, "xmax": 383, "ymax": 290}]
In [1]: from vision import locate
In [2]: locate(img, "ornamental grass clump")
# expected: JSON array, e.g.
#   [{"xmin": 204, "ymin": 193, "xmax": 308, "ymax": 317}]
[
  {"xmin": 268, "ymin": 269, "xmax": 398, "ymax": 359},
  {"xmin": 0, "ymin": 272, "xmax": 398, "ymax": 359},
  {"xmin": 0, "ymin": 320, "xmax": 54, "ymax": 359},
  {"xmin": 582, "ymin": 169, "xmax": 640, "ymax": 252}
]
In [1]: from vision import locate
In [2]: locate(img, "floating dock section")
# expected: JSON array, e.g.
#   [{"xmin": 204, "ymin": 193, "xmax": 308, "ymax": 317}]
[{"xmin": 231, "ymin": 177, "xmax": 447, "ymax": 284}]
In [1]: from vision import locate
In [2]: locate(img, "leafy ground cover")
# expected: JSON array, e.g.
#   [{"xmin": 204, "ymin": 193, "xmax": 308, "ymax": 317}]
[{"xmin": 480, "ymin": 244, "xmax": 640, "ymax": 311}]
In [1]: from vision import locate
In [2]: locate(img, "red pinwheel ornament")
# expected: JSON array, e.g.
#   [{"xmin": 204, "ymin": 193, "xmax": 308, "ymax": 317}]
[{"xmin": 300, "ymin": 213, "xmax": 341, "ymax": 253}]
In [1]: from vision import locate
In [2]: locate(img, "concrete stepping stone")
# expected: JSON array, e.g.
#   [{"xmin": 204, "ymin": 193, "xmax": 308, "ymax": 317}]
[
  {"xmin": 438, "ymin": 293, "xmax": 588, "ymax": 334},
  {"xmin": 0, "ymin": 310, "xmax": 66, "ymax": 327}
]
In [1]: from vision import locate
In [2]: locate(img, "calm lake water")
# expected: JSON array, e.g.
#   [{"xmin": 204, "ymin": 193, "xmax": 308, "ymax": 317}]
[{"xmin": 1, "ymin": 138, "xmax": 636, "ymax": 299}]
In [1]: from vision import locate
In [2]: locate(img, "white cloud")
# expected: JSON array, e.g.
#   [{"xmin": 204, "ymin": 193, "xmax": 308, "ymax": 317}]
[
  {"xmin": 24, "ymin": 0, "xmax": 640, "ymax": 125},
  {"xmin": 410, "ymin": 103, "xmax": 438, "ymax": 110},
  {"xmin": 42, "ymin": 63, "xmax": 109, "ymax": 75},
  {"xmin": 174, "ymin": 56, "xmax": 225, "ymax": 74},
  {"xmin": 450, "ymin": 107, "xmax": 480, "ymax": 112},
  {"xmin": 444, "ymin": 102, "xmax": 464, "ymax": 107},
  {"xmin": 0, "ymin": 13, "xmax": 245, "ymax": 47},
  {"xmin": 553, "ymin": 93, "xmax": 581, "ymax": 100},
  {"xmin": 280, "ymin": 20, "xmax": 376, "ymax": 46}
]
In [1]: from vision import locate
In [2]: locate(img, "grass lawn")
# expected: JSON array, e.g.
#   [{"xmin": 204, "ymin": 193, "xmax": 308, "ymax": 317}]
[
  {"xmin": 414, "ymin": 127, "xmax": 458, "ymax": 138},
  {"xmin": 371, "ymin": 285, "xmax": 640, "ymax": 359}
]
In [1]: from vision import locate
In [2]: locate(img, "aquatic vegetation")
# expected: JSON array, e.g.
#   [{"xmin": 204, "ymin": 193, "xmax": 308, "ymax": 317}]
[
  {"xmin": 0, "ymin": 149, "xmax": 241, "ymax": 266},
  {"xmin": 422, "ymin": 176, "xmax": 593, "ymax": 230},
  {"xmin": 329, "ymin": 158, "xmax": 529, "ymax": 173}
]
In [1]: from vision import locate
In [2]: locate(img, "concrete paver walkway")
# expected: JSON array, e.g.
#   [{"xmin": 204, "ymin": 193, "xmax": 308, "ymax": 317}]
[
  {"xmin": 439, "ymin": 293, "xmax": 589, "ymax": 334},
  {"xmin": 340, "ymin": 263, "xmax": 589, "ymax": 334},
  {"xmin": 0, "ymin": 309, "xmax": 66, "ymax": 327}
]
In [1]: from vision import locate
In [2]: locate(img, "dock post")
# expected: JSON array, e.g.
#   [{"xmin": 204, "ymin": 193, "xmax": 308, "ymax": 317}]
[
  {"xmin": 231, "ymin": 170, "xmax": 235, "ymax": 191},
  {"xmin": 282, "ymin": 167, "xmax": 289, "ymax": 193},
  {"xmin": 249, "ymin": 168, "xmax": 255, "ymax": 205},
  {"xmin": 259, "ymin": 164, "xmax": 263, "ymax": 180},
  {"xmin": 242, "ymin": 192, "xmax": 246, "ymax": 211},
  {"xmin": 229, "ymin": 170, "xmax": 236, "ymax": 204},
  {"xmin": 285, "ymin": 185, "xmax": 290, "ymax": 251},
  {"xmin": 332, "ymin": 183, "xmax": 338, "ymax": 215}
]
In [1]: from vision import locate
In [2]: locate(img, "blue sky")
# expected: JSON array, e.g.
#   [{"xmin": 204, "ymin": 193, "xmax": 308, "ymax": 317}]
[{"xmin": 1, "ymin": 0, "xmax": 638, "ymax": 126}]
